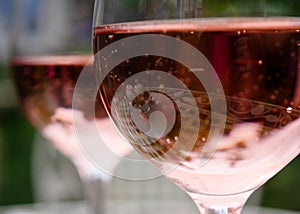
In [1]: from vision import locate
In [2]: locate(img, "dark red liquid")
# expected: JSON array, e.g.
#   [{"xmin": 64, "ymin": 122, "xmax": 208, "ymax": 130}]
[{"xmin": 12, "ymin": 55, "xmax": 106, "ymax": 130}]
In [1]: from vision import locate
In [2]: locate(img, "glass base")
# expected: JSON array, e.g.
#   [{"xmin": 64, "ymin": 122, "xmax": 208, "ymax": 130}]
[{"xmin": 188, "ymin": 190, "xmax": 254, "ymax": 214}]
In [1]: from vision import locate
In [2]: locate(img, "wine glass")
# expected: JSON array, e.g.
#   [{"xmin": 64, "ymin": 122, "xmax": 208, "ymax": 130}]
[
  {"xmin": 93, "ymin": 0, "xmax": 300, "ymax": 213},
  {"xmin": 11, "ymin": 55, "xmax": 133, "ymax": 214},
  {"xmin": 10, "ymin": 0, "xmax": 135, "ymax": 213}
]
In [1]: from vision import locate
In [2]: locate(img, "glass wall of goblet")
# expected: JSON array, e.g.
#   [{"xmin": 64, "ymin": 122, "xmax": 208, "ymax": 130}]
[{"xmin": 93, "ymin": 0, "xmax": 300, "ymax": 214}]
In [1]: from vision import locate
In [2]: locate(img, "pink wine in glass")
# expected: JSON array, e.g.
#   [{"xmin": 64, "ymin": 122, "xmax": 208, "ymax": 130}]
[{"xmin": 93, "ymin": 18, "xmax": 300, "ymax": 210}]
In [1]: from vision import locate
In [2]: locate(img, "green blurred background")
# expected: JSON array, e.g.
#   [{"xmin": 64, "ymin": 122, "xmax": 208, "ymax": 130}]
[
  {"xmin": 0, "ymin": 0, "xmax": 299, "ymax": 211},
  {"xmin": 0, "ymin": 63, "xmax": 35, "ymax": 205}
]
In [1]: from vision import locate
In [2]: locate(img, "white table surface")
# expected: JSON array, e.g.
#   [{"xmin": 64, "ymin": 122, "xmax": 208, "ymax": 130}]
[{"xmin": 0, "ymin": 200, "xmax": 299, "ymax": 214}]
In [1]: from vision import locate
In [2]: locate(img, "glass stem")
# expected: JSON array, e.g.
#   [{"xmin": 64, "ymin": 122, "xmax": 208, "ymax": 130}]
[
  {"xmin": 188, "ymin": 191, "xmax": 253, "ymax": 214},
  {"xmin": 199, "ymin": 206, "xmax": 242, "ymax": 214},
  {"xmin": 80, "ymin": 174, "xmax": 110, "ymax": 214},
  {"xmin": 74, "ymin": 159, "xmax": 112, "ymax": 214}
]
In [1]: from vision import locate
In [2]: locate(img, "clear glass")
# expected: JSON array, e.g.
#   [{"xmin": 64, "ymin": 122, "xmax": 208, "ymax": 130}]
[
  {"xmin": 10, "ymin": 0, "xmax": 131, "ymax": 213},
  {"xmin": 93, "ymin": 0, "xmax": 300, "ymax": 214}
]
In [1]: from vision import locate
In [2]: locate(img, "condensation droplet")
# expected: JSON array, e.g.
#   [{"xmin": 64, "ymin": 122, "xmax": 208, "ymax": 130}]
[
  {"xmin": 125, "ymin": 84, "xmax": 135, "ymax": 99},
  {"xmin": 143, "ymin": 105, "xmax": 151, "ymax": 113},
  {"xmin": 126, "ymin": 84, "xmax": 133, "ymax": 90},
  {"xmin": 270, "ymin": 94, "xmax": 276, "ymax": 100},
  {"xmin": 286, "ymin": 107, "xmax": 293, "ymax": 113},
  {"xmin": 108, "ymin": 35, "xmax": 114, "ymax": 40}
]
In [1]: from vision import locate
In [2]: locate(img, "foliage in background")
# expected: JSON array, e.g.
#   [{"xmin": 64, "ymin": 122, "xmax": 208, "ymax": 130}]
[
  {"xmin": 202, "ymin": 0, "xmax": 300, "ymax": 16},
  {"xmin": 0, "ymin": 64, "xmax": 35, "ymax": 205},
  {"xmin": 261, "ymin": 156, "xmax": 300, "ymax": 211}
]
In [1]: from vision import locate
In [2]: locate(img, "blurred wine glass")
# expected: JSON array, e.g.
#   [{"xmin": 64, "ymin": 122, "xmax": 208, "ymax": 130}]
[
  {"xmin": 10, "ymin": 0, "xmax": 132, "ymax": 213},
  {"xmin": 12, "ymin": 55, "xmax": 134, "ymax": 213}
]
